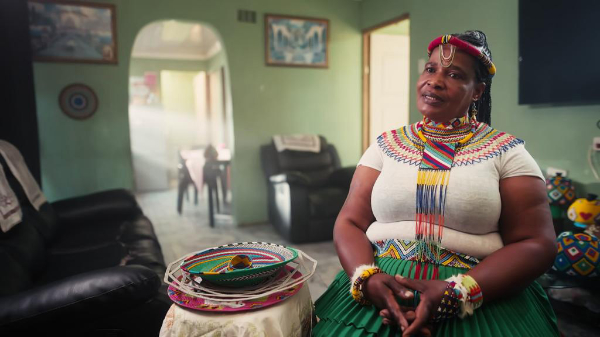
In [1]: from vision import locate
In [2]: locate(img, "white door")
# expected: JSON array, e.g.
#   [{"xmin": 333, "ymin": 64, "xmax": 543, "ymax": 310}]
[{"xmin": 369, "ymin": 34, "xmax": 410, "ymax": 145}]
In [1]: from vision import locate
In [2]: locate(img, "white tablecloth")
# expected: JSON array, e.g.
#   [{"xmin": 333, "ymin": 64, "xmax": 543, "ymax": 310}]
[{"xmin": 159, "ymin": 285, "xmax": 314, "ymax": 337}]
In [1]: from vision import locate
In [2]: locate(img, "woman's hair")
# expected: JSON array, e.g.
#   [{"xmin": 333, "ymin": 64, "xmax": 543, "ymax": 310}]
[{"xmin": 452, "ymin": 30, "xmax": 493, "ymax": 125}]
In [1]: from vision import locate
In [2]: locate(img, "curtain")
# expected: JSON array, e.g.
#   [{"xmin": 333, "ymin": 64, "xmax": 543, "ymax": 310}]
[{"xmin": 0, "ymin": 0, "xmax": 41, "ymax": 184}]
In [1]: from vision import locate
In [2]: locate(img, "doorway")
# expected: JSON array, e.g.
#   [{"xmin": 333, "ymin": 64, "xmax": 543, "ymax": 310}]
[
  {"xmin": 362, "ymin": 15, "xmax": 410, "ymax": 151},
  {"xmin": 128, "ymin": 20, "xmax": 233, "ymax": 221}
]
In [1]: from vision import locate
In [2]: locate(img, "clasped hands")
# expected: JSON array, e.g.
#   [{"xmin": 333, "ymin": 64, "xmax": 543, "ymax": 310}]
[{"xmin": 362, "ymin": 273, "xmax": 448, "ymax": 336}]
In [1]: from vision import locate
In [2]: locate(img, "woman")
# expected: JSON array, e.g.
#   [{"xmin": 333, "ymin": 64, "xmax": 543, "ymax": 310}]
[{"xmin": 313, "ymin": 31, "xmax": 559, "ymax": 336}]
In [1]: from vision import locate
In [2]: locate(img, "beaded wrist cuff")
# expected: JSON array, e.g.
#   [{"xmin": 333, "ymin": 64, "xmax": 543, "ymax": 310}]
[
  {"xmin": 349, "ymin": 264, "xmax": 382, "ymax": 305},
  {"xmin": 445, "ymin": 274, "xmax": 483, "ymax": 318},
  {"xmin": 431, "ymin": 281, "xmax": 460, "ymax": 322}
]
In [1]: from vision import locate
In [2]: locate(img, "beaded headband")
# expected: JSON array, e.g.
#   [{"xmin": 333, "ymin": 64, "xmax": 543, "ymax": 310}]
[{"xmin": 427, "ymin": 35, "xmax": 496, "ymax": 78}]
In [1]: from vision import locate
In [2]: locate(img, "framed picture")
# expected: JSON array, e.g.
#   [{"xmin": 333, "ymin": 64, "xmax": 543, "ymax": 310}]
[
  {"xmin": 27, "ymin": 0, "xmax": 117, "ymax": 64},
  {"xmin": 265, "ymin": 14, "xmax": 329, "ymax": 68}
]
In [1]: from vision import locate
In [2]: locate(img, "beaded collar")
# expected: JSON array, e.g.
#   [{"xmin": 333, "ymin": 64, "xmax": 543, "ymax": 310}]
[{"xmin": 417, "ymin": 115, "xmax": 477, "ymax": 145}]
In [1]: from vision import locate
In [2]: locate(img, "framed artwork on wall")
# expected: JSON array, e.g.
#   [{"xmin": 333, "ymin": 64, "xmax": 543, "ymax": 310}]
[
  {"xmin": 265, "ymin": 14, "xmax": 329, "ymax": 68},
  {"xmin": 27, "ymin": 0, "xmax": 117, "ymax": 64}
]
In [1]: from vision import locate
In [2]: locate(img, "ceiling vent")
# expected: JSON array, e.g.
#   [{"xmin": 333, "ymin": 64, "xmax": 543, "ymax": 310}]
[{"xmin": 237, "ymin": 10, "xmax": 256, "ymax": 23}]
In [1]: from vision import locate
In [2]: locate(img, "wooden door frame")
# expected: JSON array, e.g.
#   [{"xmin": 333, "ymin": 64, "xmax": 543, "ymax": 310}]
[{"xmin": 362, "ymin": 14, "xmax": 410, "ymax": 152}]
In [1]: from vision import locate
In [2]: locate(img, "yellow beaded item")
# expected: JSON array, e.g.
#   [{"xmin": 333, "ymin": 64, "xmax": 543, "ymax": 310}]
[
  {"xmin": 445, "ymin": 274, "xmax": 483, "ymax": 318},
  {"xmin": 461, "ymin": 275, "xmax": 483, "ymax": 310},
  {"xmin": 350, "ymin": 266, "xmax": 382, "ymax": 305}
]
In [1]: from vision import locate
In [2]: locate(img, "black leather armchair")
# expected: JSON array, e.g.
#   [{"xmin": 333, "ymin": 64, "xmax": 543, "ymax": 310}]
[
  {"xmin": 260, "ymin": 136, "xmax": 355, "ymax": 243},
  {"xmin": 0, "ymin": 155, "xmax": 170, "ymax": 336}
]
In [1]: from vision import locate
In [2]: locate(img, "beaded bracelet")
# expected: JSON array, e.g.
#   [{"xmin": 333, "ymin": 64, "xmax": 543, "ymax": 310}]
[
  {"xmin": 444, "ymin": 274, "xmax": 483, "ymax": 318},
  {"xmin": 350, "ymin": 264, "xmax": 382, "ymax": 305},
  {"xmin": 431, "ymin": 281, "xmax": 460, "ymax": 322}
]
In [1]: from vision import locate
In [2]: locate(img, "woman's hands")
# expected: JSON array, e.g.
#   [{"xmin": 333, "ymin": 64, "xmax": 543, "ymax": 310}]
[
  {"xmin": 378, "ymin": 275, "xmax": 448, "ymax": 336},
  {"xmin": 362, "ymin": 273, "xmax": 415, "ymax": 331},
  {"xmin": 380, "ymin": 309, "xmax": 435, "ymax": 337}
]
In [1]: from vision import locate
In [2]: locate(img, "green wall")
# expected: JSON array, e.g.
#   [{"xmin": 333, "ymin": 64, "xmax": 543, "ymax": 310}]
[
  {"xmin": 361, "ymin": 0, "xmax": 600, "ymax": 194},
  {"xmin": 34, "ymin": 0, "xmax": 362, "ymax": 224},
  {"xmin": 37, "ymin": 0, "xmax": 594, "ymax": 225}
]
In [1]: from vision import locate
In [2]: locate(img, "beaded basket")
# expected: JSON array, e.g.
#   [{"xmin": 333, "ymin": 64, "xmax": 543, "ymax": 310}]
[
  {"xmin": 553, "ymin": 231, "xmax": 599, "ymax": 278},
  {"xmin": 179, "ymin": 242, "xmax": 298, "ymax": 287},
  {"xmin": 167, "ymin": 265, "xmax": 305, "ymax": 312},
  {"xmin": 546, "ymin": 174, "xmax": 576, "ymax": 207}
]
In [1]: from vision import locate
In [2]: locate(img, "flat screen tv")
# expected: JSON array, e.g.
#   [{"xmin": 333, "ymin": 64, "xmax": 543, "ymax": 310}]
[{"xmin": 519, "ymin": 0, "xmax": 600, "ymax": 105}]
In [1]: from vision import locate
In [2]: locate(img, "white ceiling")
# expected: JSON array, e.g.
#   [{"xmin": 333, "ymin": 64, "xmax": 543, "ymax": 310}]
[{"xmin": 131, "ymin": 20, "xmax": 221, "ymax": 61}]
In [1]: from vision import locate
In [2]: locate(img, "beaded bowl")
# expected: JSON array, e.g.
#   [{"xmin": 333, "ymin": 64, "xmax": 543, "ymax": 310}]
[
  {"xmin": 167, "ymin": 265, "xmax": 305, "ymax": 312},
  {"xmin": 553, "ymin": 231, "xmax": 599, "ymax": 278},
  {"xmin": 179, "ymin": 242, "xmax": 298, "ymax": 287}
]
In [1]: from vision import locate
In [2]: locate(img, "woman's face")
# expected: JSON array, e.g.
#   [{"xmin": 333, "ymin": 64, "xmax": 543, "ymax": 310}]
[{"xmin": 416, "ymin": 45, "xmax": 485, "ymax": 123}]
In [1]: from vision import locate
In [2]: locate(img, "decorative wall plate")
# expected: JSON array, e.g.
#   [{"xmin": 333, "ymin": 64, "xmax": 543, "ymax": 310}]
[{"xmin": 58, "ymin": 83, "xmax": 98, "ymax": 120}]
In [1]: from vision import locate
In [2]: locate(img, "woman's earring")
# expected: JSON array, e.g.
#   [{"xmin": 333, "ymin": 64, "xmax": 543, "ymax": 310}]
[{"xmin": 469, "ymin": 102, "xmax": 478, "ymax": 118}]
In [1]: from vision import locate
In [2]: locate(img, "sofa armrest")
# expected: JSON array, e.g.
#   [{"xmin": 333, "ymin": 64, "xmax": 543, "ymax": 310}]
[
  {"xmin": 0, "ymin": 265, "xmax": 160, "ymax": 332},
  {"xmin": 51, "ymin": 189, "xmax": 142, "ymax": 224},
  {"xmin": 269, "ymin": 172, "xmax": 312, "ymax": 185},
  {"xmin": 327, "ymin": 166, "xmax": 356, "ymax": 189}
]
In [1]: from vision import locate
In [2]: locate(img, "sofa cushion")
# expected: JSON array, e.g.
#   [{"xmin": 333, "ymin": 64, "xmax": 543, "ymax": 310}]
[
  {"xmin": 39, "ymin": 241, "xmax": 128, "ymax": 285},
  {"xmin": 0, "ymin": 265, "xmax": 161, "ymax": 332},
  {"xmin": 0, "ymin": 250, "xmax": 31, "ymax": 296},
  {"xmin": 0, "ymin": 219, "xmax": 46, "ymax": 281}
]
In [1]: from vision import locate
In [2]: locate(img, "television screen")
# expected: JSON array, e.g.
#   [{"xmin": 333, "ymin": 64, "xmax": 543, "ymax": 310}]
[{"xmin": 519, "ymin": 0, "xmax": 600, "ymax": 105}]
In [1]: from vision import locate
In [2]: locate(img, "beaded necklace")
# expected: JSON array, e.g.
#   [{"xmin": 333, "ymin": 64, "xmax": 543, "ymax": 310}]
[{"xmin": 411, "ymin": 114, "xmax": 477, "ymax": 280}]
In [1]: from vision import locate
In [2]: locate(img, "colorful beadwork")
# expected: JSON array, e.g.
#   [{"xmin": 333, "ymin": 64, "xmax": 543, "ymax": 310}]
[
  {"xmin": 567, "ymin": 196, "xmax": 600, "ymax": 228},
  {"xmin": 350, "ymin": 266, "xmax": 382, "ymax": 305},
  {"xmin": 411, "ymin": 117, "xmax": 476, "ymax": 280},
  {"xmin": 546, "ymin": 174, "xmax": 576, "ymax": 206},
  {"xmin": 420, "ymin": 141, "xmax": 456, "ymax": 170},
  {"xmin": 428, "ymin": 35, "xmax": 496, "ymax": 77},
  {"xmin": 373, "ymin": 239, "xmax": 480, "ymax": 270},
  {"xmin": 553, "ymin": 231, "xmax": 599, "ymax": 277},
  {"xmin": 227, "ymin": 254, "xmax": 253, "ymax": 271},
  {"xmin": 179, "ymin": 242, "xmax": 298, "ymax": 287},
  {"xmin": 461, "ymin": 275, "xmax": 483, "ymax": 310},
  {"xmin": 167, "ymin": 266, "xmax": 304, "ymax": 312},
  {"xmin": 377, "ymin": 122, "xmax": 524, "ymax": 168},
  {"xmin": 431, "ymin": 281, "xmax": 460, "ymax": 322},
  {"xmin": 445, "ymin": 274, "xmax": 484, "ymax": 318}
]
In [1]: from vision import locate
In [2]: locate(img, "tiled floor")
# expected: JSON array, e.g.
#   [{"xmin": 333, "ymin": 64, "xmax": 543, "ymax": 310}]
[{"xmin": 136, "ymin": 188, "xmax": 600, "ymax": 337}]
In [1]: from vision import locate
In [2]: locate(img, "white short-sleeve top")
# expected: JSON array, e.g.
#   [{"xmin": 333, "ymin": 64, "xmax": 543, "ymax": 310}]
[{"xmin": 359, "ymin": 122, "xmax": 544, "ymax": 259}]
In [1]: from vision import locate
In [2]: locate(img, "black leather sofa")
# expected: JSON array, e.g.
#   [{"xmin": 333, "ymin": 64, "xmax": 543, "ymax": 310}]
[
  {"xmin": 260, "ymin": 136, "xmax": 355, "ymax": 243},
  {"xmin": 0, "ymin": 156, "xmax": 170, "ymax": 336}
]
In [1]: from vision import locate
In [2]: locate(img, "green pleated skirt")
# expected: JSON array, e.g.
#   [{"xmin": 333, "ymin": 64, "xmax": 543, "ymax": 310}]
[{"xmin": 314, "ymin": 257, "xmax": 559, "ymax": 337}]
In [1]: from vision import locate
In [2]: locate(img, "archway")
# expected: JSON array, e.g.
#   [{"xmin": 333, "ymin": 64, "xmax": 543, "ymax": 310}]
[{"xmin": 128, "ymin": 20, "xmax": 234, "ymax": 222}]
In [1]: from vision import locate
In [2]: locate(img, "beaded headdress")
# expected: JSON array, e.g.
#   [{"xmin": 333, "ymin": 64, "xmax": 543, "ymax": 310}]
[{"xmin": 427, "ymin": 34, "xmax": 496, "ymax": 78}]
